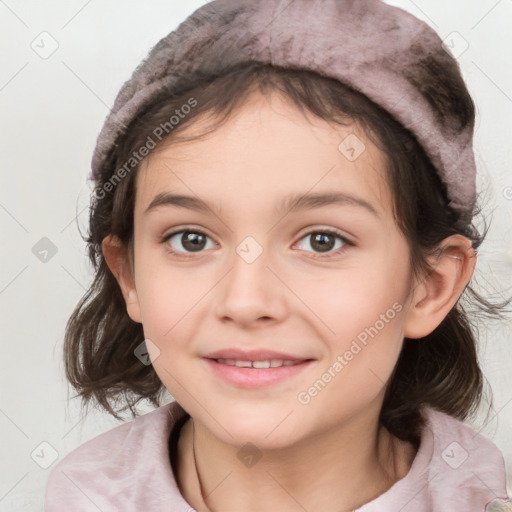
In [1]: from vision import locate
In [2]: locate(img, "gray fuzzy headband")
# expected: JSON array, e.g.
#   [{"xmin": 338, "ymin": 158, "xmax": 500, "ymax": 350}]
[{"xmin": 91, "ymin": 0, "xmax": 477, "ymax": 219}]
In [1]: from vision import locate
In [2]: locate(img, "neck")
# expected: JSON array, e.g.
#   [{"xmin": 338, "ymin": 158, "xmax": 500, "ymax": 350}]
[{"xmin": 176, "ymin": 410, "xmax": 417, "ymax": 512}]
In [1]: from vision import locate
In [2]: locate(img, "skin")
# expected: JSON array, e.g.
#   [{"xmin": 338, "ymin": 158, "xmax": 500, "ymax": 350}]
[{"xmin": 103, "ymin": 90, "xmax": 476, "ymax": 512}]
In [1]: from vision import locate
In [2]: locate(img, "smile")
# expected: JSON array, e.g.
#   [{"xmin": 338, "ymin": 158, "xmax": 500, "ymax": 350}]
[
  {"xmin": 204, "ymin": 357, "xmax": 314, "ymax": 388},
  {"xmin": 214, "ymin": 358, "xmax": 304, "ymax": 368}
]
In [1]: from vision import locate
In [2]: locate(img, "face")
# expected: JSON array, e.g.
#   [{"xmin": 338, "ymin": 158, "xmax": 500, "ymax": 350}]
[{"xmin": 122, "ymin": 91, "xmax": 418, "ymax": 449}]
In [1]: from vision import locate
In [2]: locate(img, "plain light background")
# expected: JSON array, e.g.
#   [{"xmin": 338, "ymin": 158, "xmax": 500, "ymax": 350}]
[{"xmin": 0, "ymin": 0, "xmax": 511, "ymax": 510}]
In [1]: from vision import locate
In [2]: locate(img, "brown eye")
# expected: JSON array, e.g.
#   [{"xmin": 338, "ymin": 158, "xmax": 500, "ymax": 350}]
[
  {"xmin": 309, "ymin": 233, "xmax": 337, "ymax": 252},
  {"xmin": 296, "ymin": 229, "xmax": 352, "ymax": 257},
  {"xmin": 163, "ymin": 229, "xmax": 216, "ymax": 255}
]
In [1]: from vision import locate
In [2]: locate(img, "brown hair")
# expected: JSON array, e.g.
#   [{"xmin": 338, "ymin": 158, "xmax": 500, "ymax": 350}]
[{"xmin": 65, "ymin": 62, "xmax": 511, "ymax": 447}]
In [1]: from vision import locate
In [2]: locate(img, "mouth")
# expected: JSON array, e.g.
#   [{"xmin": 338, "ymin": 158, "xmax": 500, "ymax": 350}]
[
  {"xmin": 212, "ymin": 358, "xmax": 306, "ymax": 368},
  {"xmin": 203, "ymin": 357, "xmax": 315, "ymax": 388}
]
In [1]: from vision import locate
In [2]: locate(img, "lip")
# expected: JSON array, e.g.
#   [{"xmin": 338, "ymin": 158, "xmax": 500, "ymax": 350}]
[
  {"xmin": 203, "ymin": 348, "xmax": 307, "ymax": 361},
  {"xmin": 202, "ymin": 349, "xmax": 315, "ymax": 388}
]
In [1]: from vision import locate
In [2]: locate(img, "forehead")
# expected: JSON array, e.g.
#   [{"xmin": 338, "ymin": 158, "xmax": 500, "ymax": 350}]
[{"xmin": 135, "ymin": 91, "xmax": 393, "ymax": 221}]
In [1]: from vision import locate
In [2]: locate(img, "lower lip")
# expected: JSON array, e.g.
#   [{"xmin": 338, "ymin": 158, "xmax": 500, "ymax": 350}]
[{"xmin": 203, "ymin": 358, "xmax": 314, "ymax": 388}]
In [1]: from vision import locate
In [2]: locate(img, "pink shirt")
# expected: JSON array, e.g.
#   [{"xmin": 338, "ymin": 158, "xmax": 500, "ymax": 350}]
[{"xmin": 44, "ymin": 400, "xmax": 510, "ymax": 511}]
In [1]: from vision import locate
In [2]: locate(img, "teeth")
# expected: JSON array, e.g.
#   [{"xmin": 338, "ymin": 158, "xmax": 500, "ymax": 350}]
[
  {"xmin": 252, "ymin": 360, "xmax": 271, "ymax": 368},
  {"xmin": 215, "ymin": 358, "xmax": 302, "ymax": 368},
  {"xmin": 234, "ymin": 360, "xmax": 252, "ymax": 368}
]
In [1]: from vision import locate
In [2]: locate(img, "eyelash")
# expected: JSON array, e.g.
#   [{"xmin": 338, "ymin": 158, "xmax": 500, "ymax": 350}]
[{"xmin": 160, "ymin": 226, "xmax": 354, "ymax": 260}]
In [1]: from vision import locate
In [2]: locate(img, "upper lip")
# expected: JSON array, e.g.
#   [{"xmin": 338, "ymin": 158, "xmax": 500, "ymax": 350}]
[{"xmin": 203, "ymin": 348, "xmax": 311, "ymax": 362}]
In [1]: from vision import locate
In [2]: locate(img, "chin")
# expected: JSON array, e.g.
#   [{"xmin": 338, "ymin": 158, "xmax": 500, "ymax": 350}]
[{"xmin": 204, "ymin": 405, "xmax": 309, "ymax": 451}]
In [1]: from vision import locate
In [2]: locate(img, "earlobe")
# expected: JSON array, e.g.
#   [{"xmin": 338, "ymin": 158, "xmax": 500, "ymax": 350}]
[
  {"xmin": 125, "ymin": 288, "xmax": 142, "ymax": 324},
  {"xmin": 403, "ymin": 235, "xmax": 476, "ymax": 339},
  {"xmin": 101, "ymin": 234, "xmax": 142, "ymax": 324}
]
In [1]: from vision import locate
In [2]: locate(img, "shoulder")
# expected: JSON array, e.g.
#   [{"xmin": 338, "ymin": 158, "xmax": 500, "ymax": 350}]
[
  {"xmin": 356, "ymin": 406, "xmax": 510, "ymax": 512},
  {"xmin": 424, "ymin": 406, "xmax": 506, "ymax": 473},
  {"xmin": 44, "ymin": 400, "xmax": 191, "ymax": 512},
  {"xmin": 422, "ymin": 407, "xmax": 510, "ymax": 510}
]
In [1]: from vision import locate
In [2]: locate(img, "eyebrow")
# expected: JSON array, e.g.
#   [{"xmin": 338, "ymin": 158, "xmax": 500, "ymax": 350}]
[{"xmin": 144, "ymin": 191, "xmax": 380, "ymax": 218}]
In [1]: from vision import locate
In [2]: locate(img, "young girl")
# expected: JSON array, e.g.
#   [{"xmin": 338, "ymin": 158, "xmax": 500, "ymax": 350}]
[{"xmin": 45, "ymin": 0, "xmax": 512, "ymax": 510}]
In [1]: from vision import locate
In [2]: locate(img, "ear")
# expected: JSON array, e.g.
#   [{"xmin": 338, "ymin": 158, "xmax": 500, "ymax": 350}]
[
  {"xmin": 403, "ymin": 234, "xmax": 476, "ymax": 339},
  {"xmin": 102, "ymin": 234, "xmax": 142, "ymax": 323}
]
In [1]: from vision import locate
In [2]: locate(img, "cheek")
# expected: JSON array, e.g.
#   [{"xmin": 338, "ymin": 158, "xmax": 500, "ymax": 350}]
[
  {"xmin": 304, "ymin": 256, "xmax": 408, "ymax": 335},
  {"xmin": 299, "ymin": 253, "xmax": 409, "ymax": 391},
  {"xmin": 133, "ymin": 257, "xmax": 187, "ymax": 345},
  {"xmin": 134, "ymin": 257, "xmax": 217, "ymax": 365},
  {"xmin": 301, "ymin": 296, "xmax": 405, "ymax": 422},
  {"xmin": 135, "ymin": 244, "xmax": 198, "ymax": 322},
  {"xmin": 135, "ymin": 265, "xmax": 203, "ymax": 397}
]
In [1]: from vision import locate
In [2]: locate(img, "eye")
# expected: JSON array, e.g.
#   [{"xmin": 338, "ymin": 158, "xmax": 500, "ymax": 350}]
[
  {"xmin": 295, "ymin": 229, "xmax": 353, "ymax": 258},
  {"xmin": 161, "ymin": 228, "xmax": 217, "ymax": 256},
  {"xmin": 160, "ymin": 226, "xmax": 353, "ymax": 259}
]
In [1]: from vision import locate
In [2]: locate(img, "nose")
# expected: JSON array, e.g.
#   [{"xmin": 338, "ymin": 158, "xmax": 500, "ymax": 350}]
[{"xmin": 213, "ymin": 239, "xmax": 288, "ymax": 328}]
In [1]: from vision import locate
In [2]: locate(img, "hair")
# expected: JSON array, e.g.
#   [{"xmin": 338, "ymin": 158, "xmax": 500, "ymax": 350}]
[{"xmin": 64, "ymin": 61, "xmax": 512, "ymax": 449}]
